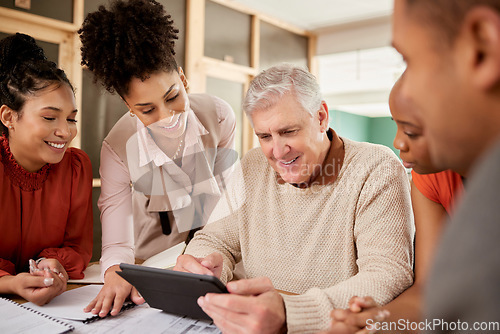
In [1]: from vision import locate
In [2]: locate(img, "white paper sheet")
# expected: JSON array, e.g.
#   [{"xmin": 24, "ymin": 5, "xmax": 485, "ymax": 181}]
[
  {"xmin": 24, "ymin": 285, "xmax": 103, "ymax": 321},
  {"xmin": 66, "ymin": 304, "xmax": 221, "ymax": 334},
  {"xmin": 68, "ymin": 263, "xmax": 102, "ymax": 284},
  {"xmin": 141, "ymin": 241, "xmax": 187, "ymax": 269}
]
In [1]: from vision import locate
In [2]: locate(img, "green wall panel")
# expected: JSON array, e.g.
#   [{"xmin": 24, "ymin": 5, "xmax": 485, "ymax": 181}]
[
  {"xmin": 329, "ymin": 109, "xmax": 370, "ymax": 143},
  {"xmin": 368, "ymin": 116, "xmax": 398, "ymax": 156},
  {"xmin": 329, "ymin": 110, "xmax": 398, "ymax": 157}
]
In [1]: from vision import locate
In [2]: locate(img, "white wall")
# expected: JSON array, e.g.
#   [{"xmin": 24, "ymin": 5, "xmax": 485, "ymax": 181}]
[{"xmin": 316, "ymin": 15, "xmax": 392, "ymax": 55}]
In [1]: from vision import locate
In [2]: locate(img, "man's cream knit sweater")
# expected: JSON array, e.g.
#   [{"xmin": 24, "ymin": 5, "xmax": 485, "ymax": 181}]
[{"xmin": 185, "ymin": 137, "xmax": 415, "ymax": 333}]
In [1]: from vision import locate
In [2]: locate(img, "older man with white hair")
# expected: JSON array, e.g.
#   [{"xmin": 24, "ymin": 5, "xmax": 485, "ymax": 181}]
[{"xmin": 174, "ymin": 63, "xmax": 414, "ymax": 333}]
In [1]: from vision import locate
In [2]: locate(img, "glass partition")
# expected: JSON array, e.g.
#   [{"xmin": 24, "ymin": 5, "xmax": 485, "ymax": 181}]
[
  {"xmin": 206, "ymin": 76, "xmax": 244, "ymax": 156},
  {"xmin": 260, "ymin": 21, "xmax": 308, "ymax": 70},
  {"xmin": 0, "ymin": 0, "xmax": 73, "ymax": 23},
  {"xmin": 204, "ymin": 1, "xmax": 251, "ymax": 67}
]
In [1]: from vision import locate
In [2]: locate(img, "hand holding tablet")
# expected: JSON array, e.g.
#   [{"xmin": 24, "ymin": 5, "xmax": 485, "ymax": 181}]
[{"xmin": 117, "ymin": 263, "xmax": 227, "ymax": 320}]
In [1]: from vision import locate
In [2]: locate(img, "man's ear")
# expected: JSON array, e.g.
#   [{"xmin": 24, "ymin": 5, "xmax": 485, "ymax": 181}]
[
  {"xmin": 0, "ymin": 105, "xmax": 16, "ymax": 128},
  {"xmin": 318, "ymin": 101, "xmax": 329, "ymax": 133},
  {"xmin": 462, "ymin": 6, "xmax": 500, "ymax": 90}
]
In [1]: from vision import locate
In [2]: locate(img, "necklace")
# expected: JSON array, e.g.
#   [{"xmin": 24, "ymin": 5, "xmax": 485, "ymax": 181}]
[{"xmin": 172, "ymin": 138, "xmax": 184, "ymax": 160}]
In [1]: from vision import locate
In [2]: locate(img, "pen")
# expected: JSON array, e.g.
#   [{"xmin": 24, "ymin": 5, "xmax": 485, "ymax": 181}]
[
  {"xmin": 29, "ymin": 259, "xmax": 40, "ymax": 274},
  {"xmin": 28, "ymin": 259, "xmax": 65, "ymax": 280}
]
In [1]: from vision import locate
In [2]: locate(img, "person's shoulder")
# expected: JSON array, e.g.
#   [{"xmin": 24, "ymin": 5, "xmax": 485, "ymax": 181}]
[
  {"xmin": 240, "ymin": 147, "xmax": 268, "ymax": 171},
  {"xmin": 66, "ymin": 146, "xmax": 91, "ymax": 165},
  {"xmin": 341, "ymin": 138, "xmax": 406, "ymax": 183},
  {"xmin": 412, "ymin": 169, "xmax": 462, "ymax": 185},
  {"xmin": 189, "ymin": 93, "xmax": 216, "ymax": 113},
  {"xmin": 343, "ymin": 137, "xmax": 400, "ymax": 165},
  {"xmin": 189, "ymin": 93, "xmax": 233, "ymax": 122},
  {"xmin": 104, "ymin": 112, "xmax": 136, "ymax": 145},
  {"xmin": 241, "ymin": 147, "xmax": 264, "ymax": 161},
  {"xmin": 65, "ymin": 147, "xmax": 92, "ymax": 178}
]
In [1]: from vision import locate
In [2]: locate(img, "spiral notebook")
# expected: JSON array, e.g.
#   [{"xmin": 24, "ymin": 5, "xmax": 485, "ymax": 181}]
[{"xmin": 0, "ymin": 297, "xmax": 74, "ymax": 334}]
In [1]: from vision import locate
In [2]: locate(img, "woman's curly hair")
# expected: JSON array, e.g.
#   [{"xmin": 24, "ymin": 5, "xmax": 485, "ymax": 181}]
[
  {"xmin": 78, "ymin": 0, "xmax": 179, "ymax": 97},
  {"xmin": 0, "ymin": 33, "xmax": 73, "ymax": 137}
]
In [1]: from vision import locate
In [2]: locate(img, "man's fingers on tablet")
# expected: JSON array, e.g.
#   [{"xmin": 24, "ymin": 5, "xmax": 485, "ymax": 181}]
[
  {"xmin": 177, "ymin": 255, "xmax": 215, "ymax": 275},
  {"xmin": 201, "ymin": 253, "xmax": 222, "ymax": 267},
  {"xmin": 174, "ymin": 255, "xmax": 195, "ymax": 272},
  {"xmin": 203, "ymin": 293, "xmax": 249, "ymax": 313},
  {"xmin": 198, "ymin": 261, "xmax": 217, "ymax": 275},
  {"xmin": 198, "ymin": 298, "xmax": 247, "ymax": 334},
  {"xmin": 227, "ymin": 277, "xmax": 273, "ymax": 295}
]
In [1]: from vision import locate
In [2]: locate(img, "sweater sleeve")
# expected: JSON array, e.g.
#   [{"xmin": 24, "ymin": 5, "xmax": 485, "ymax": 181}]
[
  {"xmin": 184, "ymin": 217, "xmax": 242, "ymax": 284},
  {"xmin": 282, "ymin": 155, "xmax": 415, "ymax": 333},
  {"xmin": 98, "ymin": 140, "xmax": 135, "ymax": 281},
  {"xmin": 38, "ymin": 149, "xmax": 94, "ymax": 279}
]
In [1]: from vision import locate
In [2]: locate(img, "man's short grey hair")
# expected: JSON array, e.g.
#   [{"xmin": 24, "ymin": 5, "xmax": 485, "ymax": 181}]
[{"xmin": 243, "ymin": 63, "xmax": 322, "ymax": 119}]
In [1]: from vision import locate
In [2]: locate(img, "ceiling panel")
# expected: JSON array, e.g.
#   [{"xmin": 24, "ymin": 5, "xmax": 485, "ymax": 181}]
[{"xmin": 228, "ymin": 0, "xmax": 393, "ymax": 30}]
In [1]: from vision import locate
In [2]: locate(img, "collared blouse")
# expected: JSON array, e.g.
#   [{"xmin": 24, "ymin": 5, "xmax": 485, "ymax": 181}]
[{"xmin": 98, "ymin": 94, "xmax": 236, "ymax": 279}]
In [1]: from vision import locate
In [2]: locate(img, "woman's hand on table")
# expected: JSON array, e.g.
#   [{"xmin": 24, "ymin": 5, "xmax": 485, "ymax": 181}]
[{"xmin": 84, "ymin": 264, "xmax": 144, "ymax": 317}]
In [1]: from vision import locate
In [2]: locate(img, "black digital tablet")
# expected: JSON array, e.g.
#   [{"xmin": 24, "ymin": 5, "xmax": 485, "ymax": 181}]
[{"xmin": 117, "ymin": 263, "xmax": 228, "ymax": 320}]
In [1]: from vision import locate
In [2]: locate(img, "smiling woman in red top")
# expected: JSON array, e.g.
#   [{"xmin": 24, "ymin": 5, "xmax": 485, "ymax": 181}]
[{"xmin": 0, "ymin": 33, "xmax": 93, "ymax": 306}]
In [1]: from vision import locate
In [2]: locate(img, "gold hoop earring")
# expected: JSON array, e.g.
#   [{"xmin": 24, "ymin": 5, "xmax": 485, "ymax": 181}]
[{"xmin": 129, "ymin": 111, "xmax": 135, "ymax": 118}]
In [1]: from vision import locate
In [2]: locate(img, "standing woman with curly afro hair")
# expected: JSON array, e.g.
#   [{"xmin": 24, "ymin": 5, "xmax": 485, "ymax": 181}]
[
  {"xmin": 0, "ymin": 33, "xmax": 93, "ymax": 305},
  {"xmin": 79, "ymin": 0, "xmax": 237, "ymax": 317}
]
